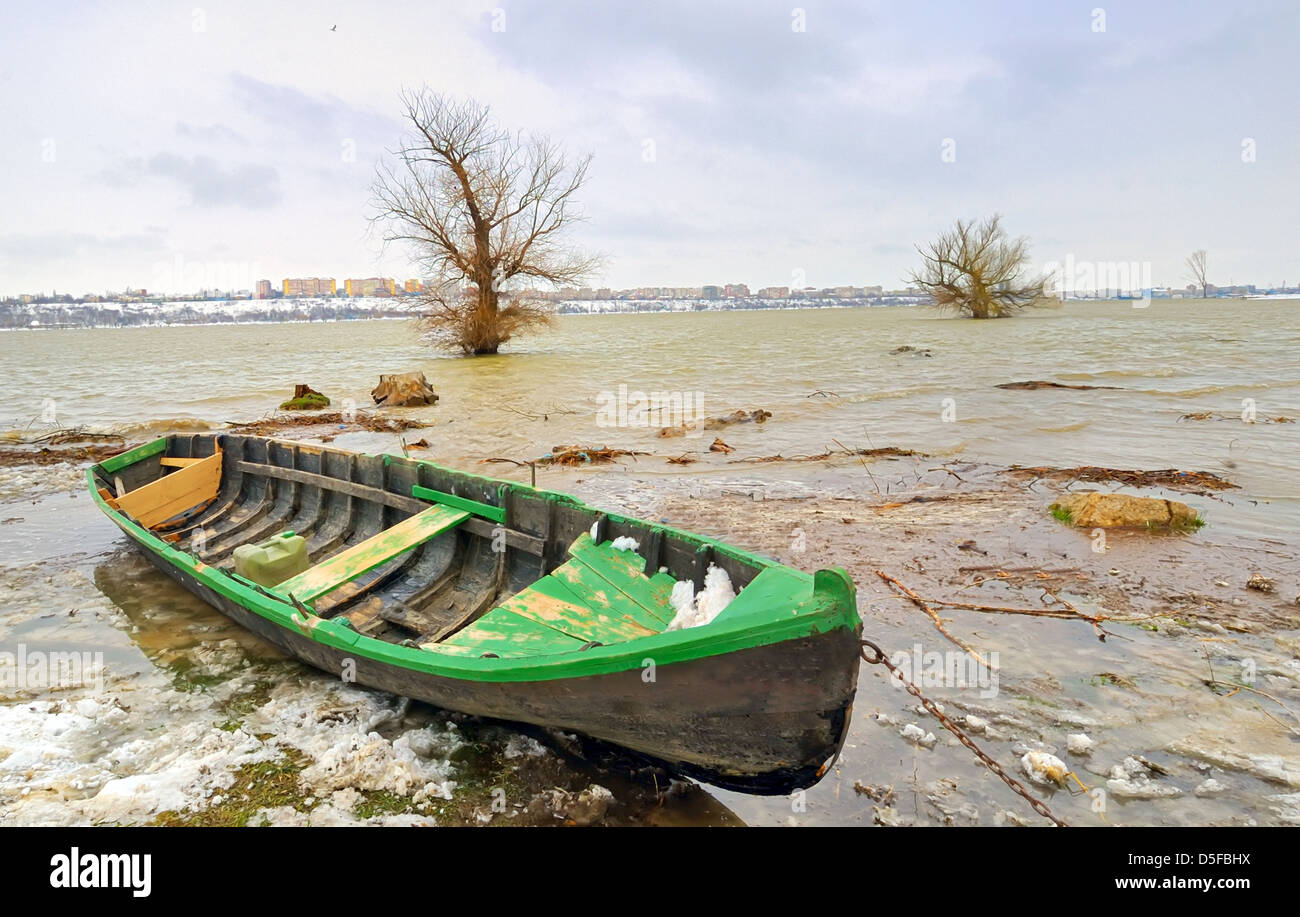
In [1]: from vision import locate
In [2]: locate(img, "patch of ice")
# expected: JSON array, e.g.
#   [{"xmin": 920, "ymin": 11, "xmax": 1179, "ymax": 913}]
[
  {"xmin": 503, "ymin": 734, "xmax": 549, "ymax": 759},
  {"xmin": 664, "ymin": 564, "xmax": 736, "ymax": 631},
  {"xmin": 993, "ymin": 809, "xmax": 1030, "ymax": 827},
  {"xmin": 1268, "ymin": 792, "xmax": 1300, "ymax": 824},
  {"xmin": 900, "ymin": 724, "xmax": 937, "ymax": 748},
  {"xmin": 255, "ymin": 684, "xmax": 459, "ymax": 802},
  {"xmin": 610, "ymin": 536, "xmax": 639, "ymax": 552},
  {"xmin": 1067, "ymin": 733, "xmax": 1095, "ymax": 756},
  {"xmin": 1105, "ymin": 757, "xmax": 1182, "ymax": 798},
  {"xmin": 0, "ymin": 463, "xmax": 85, "ymax": 503}
]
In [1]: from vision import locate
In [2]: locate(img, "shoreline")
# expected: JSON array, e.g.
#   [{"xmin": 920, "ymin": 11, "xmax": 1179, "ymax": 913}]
[
  {"xmin": 2, "ymin": 415, "xmax": 1297, "ymax": 824},
  {"xmin": 588, "ymin": 458, "xmax": 1300, "ymax": 825}
]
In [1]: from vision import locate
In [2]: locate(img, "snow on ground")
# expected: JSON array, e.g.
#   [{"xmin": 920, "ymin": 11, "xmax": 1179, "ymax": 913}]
[
  {"xmin": 0, "ymin": 463, "xmax": 86, "ymax": 503},
  {"xmin": 0, "ymin": 550, "xmax": 465, "ymax": 826},
  {"xmin": 0, "ymin": 661, "xmax": 464, "ymax": 825}
]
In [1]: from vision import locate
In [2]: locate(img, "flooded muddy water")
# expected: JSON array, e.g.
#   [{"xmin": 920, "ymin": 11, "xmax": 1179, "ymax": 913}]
[{"xmin": 1, "ymin": 302, "xmax": 1297, "ymax": 825}]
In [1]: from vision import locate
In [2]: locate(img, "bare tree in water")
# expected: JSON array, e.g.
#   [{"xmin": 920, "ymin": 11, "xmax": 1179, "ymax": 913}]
[
  {"xmin": 908, "ymin": 214, "xmax": 1048, "ymax": 318},
  {"xmin": 371, "ymin": 90, "xmax": 600, "ymax": 354},
  {"xmin": 1186, "ymin": 249, "xmax": 1209, "ymax": 298}
]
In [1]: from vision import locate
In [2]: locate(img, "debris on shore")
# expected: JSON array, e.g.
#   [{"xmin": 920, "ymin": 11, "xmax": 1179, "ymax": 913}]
[
  {"xmin": 1246, "ymin": 573, "xmax": 1276, "ymax": 594},
  {"xmin": 1000, "ymin": 464, "xmax": 1236, "ymax": 495},
  {"xmin": 228, "ymin": 412, "xmax": 427, "ymax": 436},
  {"xmin": 1179, "ymin": 411, "xmax": 1294, "ymax": 424},
  {"xmin": 537, "ymin": 445, "xmax": 649, "ymax": 466},
  {"xmin": 657, "ymin": 409, "xmax": 771, "ymax": 438},
  {"xmin": 996, "ymin": 380, "xmax": 1121, "ymax": 390},
  {"xmin": 2, "ymin": 428, "xmax": 125, "ymax": 447},
  {"xmin": 0, "ymin": 441, "xmax": 136, "ymax": 467},
  {"xmin": 732, "ymin": 445, "xmax": 923, "ymax": 464},
  {"xmin": 0, "ymin": 428, "xmax": 132, "ymax": 467}
]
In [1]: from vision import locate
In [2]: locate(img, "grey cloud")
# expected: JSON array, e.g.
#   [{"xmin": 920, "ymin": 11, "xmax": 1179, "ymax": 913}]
[
  {"xmin": 488, "ymin": 1, "xmax": 874, "ymax": 95},
  {"xmin": 94, "ymin": 152, "xmax": 281, "ymax": 208},
  {"xmin": 176, "ymin": 122, "xmax": 249, "ymax": 144},
  {"xmin": 95, "ymin": 156, "xmax": 147, "ymax": 188},
  {"xmin": 0, "ymin": 229, "xmax": 167, "ymax": 263},
  {"xmin": 146, "ymin": 153, "xmax": 281, "ymax": 208},
  {"xmin": 229, "ymin": 72, "xmax": 399, "ymax": 145}
]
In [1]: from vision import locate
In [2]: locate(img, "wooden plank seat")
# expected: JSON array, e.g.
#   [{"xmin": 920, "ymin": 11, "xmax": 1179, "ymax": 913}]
[
  {"xmin": 275, "ymin": 504, "xmax": 469, "ymax": 604},
  {"xmin": 159, "ymin": 456, "xmax": 207, "ymax": 468},
  {"xmin": 115, "ymin": 451, "xmax": 223, "ymax": 529},
  {"xmin": 425, "ymin": 533, "xmax": 675, "ymax": 658}
]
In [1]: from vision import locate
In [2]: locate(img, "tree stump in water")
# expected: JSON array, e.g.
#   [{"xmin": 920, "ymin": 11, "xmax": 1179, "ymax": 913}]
[
  {"xmin": 280, "ymin": 384, "xmax": 330, "ymax": 410},
  {"xmin": 371, "ymin": 372, "xmax": 439, "ymax": 407}
]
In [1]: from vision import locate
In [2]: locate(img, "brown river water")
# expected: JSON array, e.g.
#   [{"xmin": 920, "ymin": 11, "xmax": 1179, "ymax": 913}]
[{"xmin": 0, "ymin": 300, "xmax": 1297, "ymax": 825}]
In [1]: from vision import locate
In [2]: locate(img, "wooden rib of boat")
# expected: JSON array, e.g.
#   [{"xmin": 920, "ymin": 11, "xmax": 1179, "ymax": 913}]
[{"xmin": 89, "ymin": 433, "xmax": 863, "ymax": 793}]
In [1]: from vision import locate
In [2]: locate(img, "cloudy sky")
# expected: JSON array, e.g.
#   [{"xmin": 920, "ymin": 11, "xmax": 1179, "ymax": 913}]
[{"xmin": 3, "ymin": 0, "xmax": 1297, "ymax": 296}]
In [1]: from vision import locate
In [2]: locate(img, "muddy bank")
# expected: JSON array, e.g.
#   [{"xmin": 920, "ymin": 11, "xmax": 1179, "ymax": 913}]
[
  {"xmin": 0, "ymin": 411, "xmax": 429, "ymax": 467},
  {"xmin": 2, "ymin": 444, "xmax": 1296, "ymax": 826},
  {"xmin": 0, "ymin": 539, "xmax": 738, "ymax": 827},
  {"xmin": 633, "ymin": 460, "xmax": 1299, "ymax": 826}
]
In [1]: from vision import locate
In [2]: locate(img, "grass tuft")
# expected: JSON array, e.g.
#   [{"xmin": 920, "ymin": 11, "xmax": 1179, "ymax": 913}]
[{"xmin": 1049, "ymin": 505, "xmax": 1074, "ymax": 525}]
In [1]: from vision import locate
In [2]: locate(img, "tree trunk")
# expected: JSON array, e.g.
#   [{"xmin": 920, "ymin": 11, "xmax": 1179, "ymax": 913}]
[{"xmin": 471, "ymin": 285, "xmax": 501, "ymax": 354}]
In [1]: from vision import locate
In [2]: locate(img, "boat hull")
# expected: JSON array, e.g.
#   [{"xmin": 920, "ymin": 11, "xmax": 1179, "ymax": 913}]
[
  {"xmin": 91, "ymin": 433, "xmax": 863, "ymax": 794},
  {"xmin": 137, "ymin": 535, "xmax": 859, "ymax": 793}
]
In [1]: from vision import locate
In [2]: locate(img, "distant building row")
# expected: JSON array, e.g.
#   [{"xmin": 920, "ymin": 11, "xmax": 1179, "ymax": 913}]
[
  {"xmin": 249, "ymin": 279, "xmax": 900, "ymax": 302},
  {"xmin": 537, "ymin": 283, "xmax": 892, "ymax": 301},
  {"xmin": 256, "ymin": 278, "xmax": 423, "ymax": 299}
]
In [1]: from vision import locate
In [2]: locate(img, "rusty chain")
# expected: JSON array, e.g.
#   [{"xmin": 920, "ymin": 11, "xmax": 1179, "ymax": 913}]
[{"xmin": 859, "ymin": 639, "xmax": 1069, "ymax": 828}]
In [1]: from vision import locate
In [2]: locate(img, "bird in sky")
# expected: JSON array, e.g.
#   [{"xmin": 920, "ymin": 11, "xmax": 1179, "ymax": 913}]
[{"xmin": 330, "ymin": 24, "xmax": 337, "ymax": 31}]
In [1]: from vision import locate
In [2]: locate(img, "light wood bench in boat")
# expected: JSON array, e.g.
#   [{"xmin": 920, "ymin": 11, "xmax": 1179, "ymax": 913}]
[
  {"xmin": 159, "ymin": 456, "xmax": 207, "ymax": 468},
  {"xmin": 275, "ymin": 504, "xmax": 470, "ymax": 604},
  {"xmin": 115, "ymin": 451, "xmax": 223, "ymax": 529}
]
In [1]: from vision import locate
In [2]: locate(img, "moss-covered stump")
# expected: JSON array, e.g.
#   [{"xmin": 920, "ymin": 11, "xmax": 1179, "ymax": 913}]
[{"xmin": 279, "ymin": 384, "xmax": 330, "ymax": 411}]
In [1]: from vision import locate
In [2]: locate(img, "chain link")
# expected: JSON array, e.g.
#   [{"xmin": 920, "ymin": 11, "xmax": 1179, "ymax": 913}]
[{"xmin": 859, "ymin": 639, "xmax": 1069, "ymax": 828}]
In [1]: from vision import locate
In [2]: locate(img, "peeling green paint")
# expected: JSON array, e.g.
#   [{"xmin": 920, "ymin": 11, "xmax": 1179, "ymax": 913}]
[{"xmin": 87, "ymin": 458, "xmax": 859, "ymax": 684}]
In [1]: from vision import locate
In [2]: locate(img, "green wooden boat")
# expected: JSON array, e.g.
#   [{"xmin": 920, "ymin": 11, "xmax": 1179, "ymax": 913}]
[{"xmin": 88, "ymin": 433, "xmax": 862, "ymax": 793}]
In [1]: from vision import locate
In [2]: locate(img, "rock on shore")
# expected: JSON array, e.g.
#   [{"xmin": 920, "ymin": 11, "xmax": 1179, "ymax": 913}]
[{"xmin": 1051, "ymin": 491, "xmax": 1199, "ymax": 528}]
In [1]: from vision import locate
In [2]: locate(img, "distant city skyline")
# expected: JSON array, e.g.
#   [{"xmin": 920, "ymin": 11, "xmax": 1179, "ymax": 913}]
[
  {"xmin": 5, "ymin": 273, "xmax": 1292, "ymax": 308},
  {"xmin": 4, "ymin": 2, "xmax": 1298, "ymax": 296}
]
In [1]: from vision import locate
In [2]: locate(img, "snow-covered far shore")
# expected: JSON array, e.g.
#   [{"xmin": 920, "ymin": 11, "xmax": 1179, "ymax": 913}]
[
  {"xmin": 2, "ymin": 295, "xmax": 926, "ymax": 330},
  {"xmin": 0, "ymin": 296, "xmax": 418, "ymax": 330}
]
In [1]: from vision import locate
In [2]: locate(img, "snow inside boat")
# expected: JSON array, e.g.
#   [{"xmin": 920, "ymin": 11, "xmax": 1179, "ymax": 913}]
[{"xmin": 88, "ymin": 433, "xmax": 863, "ymax": 792}]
